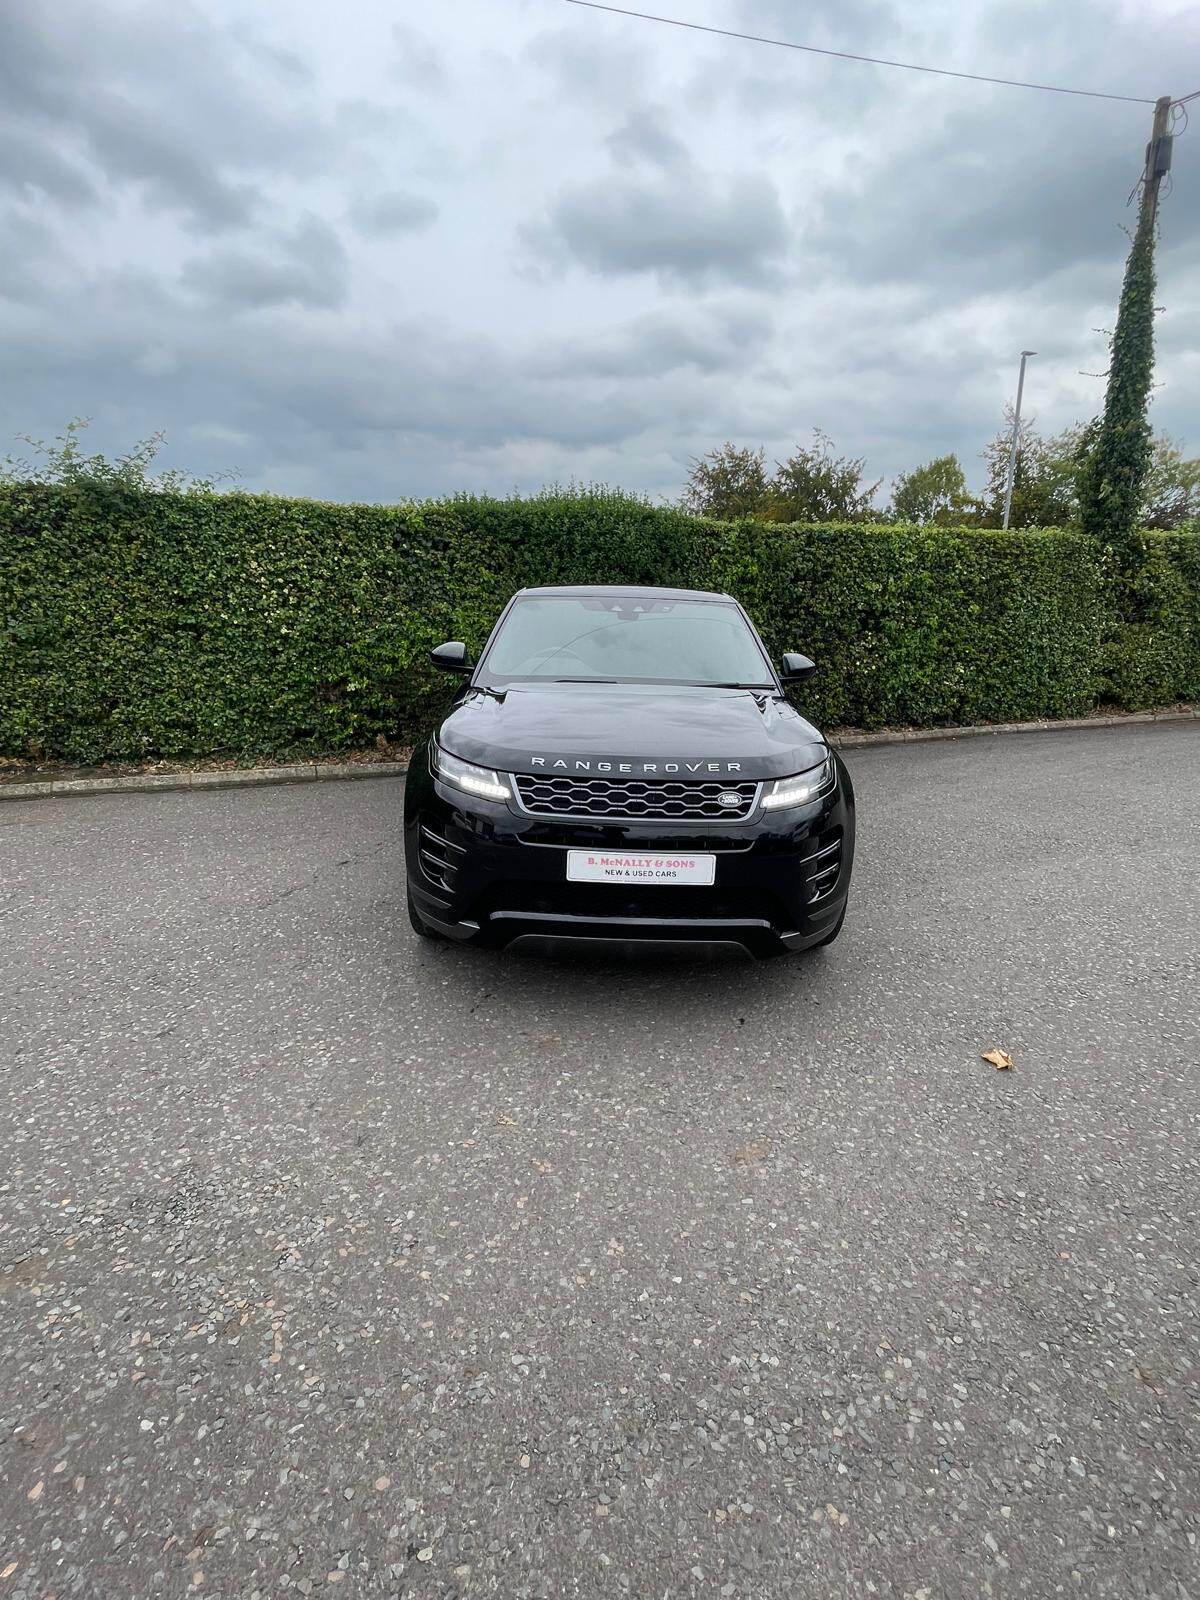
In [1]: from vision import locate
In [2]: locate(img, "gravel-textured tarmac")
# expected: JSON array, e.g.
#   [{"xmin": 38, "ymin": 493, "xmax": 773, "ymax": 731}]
[{"xmin": 2, "ymin": 722, "xmax": 1198, "ymax": 1599}]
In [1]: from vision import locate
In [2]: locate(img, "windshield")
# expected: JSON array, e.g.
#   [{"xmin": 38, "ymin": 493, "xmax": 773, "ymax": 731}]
[{"xmin": 479, "ymin": 595, "xmax": 774, "ymax": 686}]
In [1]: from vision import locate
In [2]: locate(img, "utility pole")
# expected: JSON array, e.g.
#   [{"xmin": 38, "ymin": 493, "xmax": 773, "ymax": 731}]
[
  {"xmin": 1078, "ymin": 93, "xmax": 1178, "ymax": 556},
  {"xmin": 1001, "ymin": 350, "xmax": 1036, "ymax": 530},
  {"xmin": 1141, "ymin": 95, "xmax": 1174, "ymax": 231}
]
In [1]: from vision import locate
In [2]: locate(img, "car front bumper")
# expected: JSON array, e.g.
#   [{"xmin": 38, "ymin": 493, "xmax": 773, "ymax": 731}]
[{"xmin": 404, "ymin": 752, "xmax": 855, "ymax": 956}]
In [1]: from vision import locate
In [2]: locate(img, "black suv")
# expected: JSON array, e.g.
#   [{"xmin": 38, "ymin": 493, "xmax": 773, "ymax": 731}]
[{"xmin": 404, "ymin": 585, "xmax": 855, "ymax": 956}]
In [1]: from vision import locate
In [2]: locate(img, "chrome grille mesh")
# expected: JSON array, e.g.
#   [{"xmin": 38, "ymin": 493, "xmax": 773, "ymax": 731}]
[{"xmin": 513, "ymin": 774, "xmax": 759, "ymax": 821}]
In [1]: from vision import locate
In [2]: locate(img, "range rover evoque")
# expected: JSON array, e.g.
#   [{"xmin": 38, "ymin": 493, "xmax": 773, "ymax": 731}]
[{"xmin": 404, "ymin": 585, "xmax": 855, "ymax": 956}]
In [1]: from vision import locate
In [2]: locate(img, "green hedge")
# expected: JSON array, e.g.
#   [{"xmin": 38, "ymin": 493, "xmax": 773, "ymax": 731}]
[{"xmin": 1, "ymin": 483, "xmax": 1197, "ymax": 763}]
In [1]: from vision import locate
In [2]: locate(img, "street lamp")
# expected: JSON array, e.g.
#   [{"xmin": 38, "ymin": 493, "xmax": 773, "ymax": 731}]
[{"xmin": 1001, "ymin": 350, "xmax": 1037, "ymax": 530}]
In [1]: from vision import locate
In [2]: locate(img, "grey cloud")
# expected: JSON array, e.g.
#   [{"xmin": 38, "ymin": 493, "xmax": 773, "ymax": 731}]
[
  {"xmin": 525, "ymin": 24, "xmax": 650, "ymax": 103},
  {"xmin": 801, "ymin": 0, "xmax": 1199, "ymax": 290},
  {"xmin": 534, "ymin": 304, "xmax": 776, "ymax": 380},
  {"xmin": 1, "ymin": 259, "xmax": 699, "ymax": 475},
  {"xmin": 348, "ymin": 191, "xmax": 439, "ymax": 238},
  {"xmin": 212, "ymin": 322, "xmax": 662, "ymax": 455},
  {"xmin": 737, "ymin": 0, "xmax": 902, "ymax": 41},
  {"xmin": 0, "ymin": 211, "xmax": 58, "ymax": 304},
  {"xmin": 533, "ymin": 172, "xmax": 790, "ymax": 286},
  {"xmin": 678, "ymin": 0, "xmax": 911, "ymax": 119},
  {"xmin": 0, "ymin": 1, "xmax": 365, "ymax": 229},
  {"xmin": 0, "ymin": 6, "xmax": 257, "ymax": 227},
  {"xmin": 973, "ymin": 0, "xmax": 1177, "ymax": 95},
  {"xmin": 0, "ymin": 127, "xmax": 96, "ymax": 206},
  {"xmin": 81, "ymin": 94, "xmax": 258, "ymax": 228},
  {"xmin": 393, "ymin": 24, "xmax": 448, "ymax": 92},
  {"xmin": 329, "ymin": 101, "xmax": 459, "ymax": 191},
  {"xmin": 606, "ymin": 108, "xmax": 690, "ymax": 171},
  {"xmin": 814, "ymin": 96, "xmax": 1197, "ymax": 292},
  {"xmin": 181, "ymin": 219, "xmax": 349, "ymax": 312},
  {"xmin": 4, "ymin": 239, "xmax": 1195, "ymax": 506},
  {"xmin": 226, "ymin": 26, "xmax": 312, "ymax": 85}
]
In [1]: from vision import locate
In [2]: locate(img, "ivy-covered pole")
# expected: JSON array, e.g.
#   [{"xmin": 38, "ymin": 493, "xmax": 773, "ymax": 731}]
[{"xmin": 1079, "ymin": 95, "xmax": 1173, "ymax": 576}]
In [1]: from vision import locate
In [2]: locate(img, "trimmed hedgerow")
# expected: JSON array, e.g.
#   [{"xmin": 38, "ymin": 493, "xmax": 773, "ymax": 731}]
[{"xmin": 1, "ymin": 483, "xmax": 1196, "ymax": 763}]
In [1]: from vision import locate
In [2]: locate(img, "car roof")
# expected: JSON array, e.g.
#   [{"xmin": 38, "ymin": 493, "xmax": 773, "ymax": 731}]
[{"xmin": 515, "ymin": 584, "xmax": 736, "ymax": 603}]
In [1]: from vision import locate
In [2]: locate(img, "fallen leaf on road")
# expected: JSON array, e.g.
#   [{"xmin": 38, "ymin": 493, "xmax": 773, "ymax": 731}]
[
  {"xmin": 981, "ymin": 1049, "xmax": 1015, "ymax": 1071},
  {"xmin": 732, "ymin": 1138, "xmax": 773, "ymax": 1165}
]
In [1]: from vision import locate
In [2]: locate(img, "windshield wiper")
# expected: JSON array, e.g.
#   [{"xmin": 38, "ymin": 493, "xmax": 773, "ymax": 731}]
[{"xmin": 552, "ymin": 677, "xmax": 619, "ymax": 683}]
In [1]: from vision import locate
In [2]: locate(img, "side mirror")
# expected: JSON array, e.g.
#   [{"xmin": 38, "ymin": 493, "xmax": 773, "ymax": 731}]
[
  {"xmin": 430, "ymin": 640, "xmax": 472, "ymax": 674},
  {"xmin": 780, "ymin": 652, "xmax": 816, "ymax": 683}
]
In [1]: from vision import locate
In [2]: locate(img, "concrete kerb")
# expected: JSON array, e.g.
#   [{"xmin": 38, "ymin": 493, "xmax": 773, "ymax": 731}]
[
  {"xmin": 0, "ymin": 760, "xmax": 410, "ymax": 802},
  {"xmin": 829, "ymin": 707, "xmax": 1195, "ymax": 749},
  {"xmin": 0, "ymin": 710, "xmax": 1194, "ymax": 801}
]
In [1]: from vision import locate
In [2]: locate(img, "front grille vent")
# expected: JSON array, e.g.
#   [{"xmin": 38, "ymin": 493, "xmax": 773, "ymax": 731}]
[
  {"xmin": 513, "ymin": 774, "xmax": 759, "ymax": 822},
  {"xmin": 419, "ymin": 820, "xmax": 464, "ymax": 894},
  {"xmin": 803, "ymin": 833, "xmax": 842, "ymax": 904}
]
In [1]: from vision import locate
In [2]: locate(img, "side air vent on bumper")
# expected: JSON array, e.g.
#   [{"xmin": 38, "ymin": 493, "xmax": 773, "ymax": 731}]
[
  {"xmin": 802, "ymin": 830, "xmax": 843, "ymax": 905},
  {"xmin": 419, "ymin": 820, "xmax": 465, "ymax": 896}
]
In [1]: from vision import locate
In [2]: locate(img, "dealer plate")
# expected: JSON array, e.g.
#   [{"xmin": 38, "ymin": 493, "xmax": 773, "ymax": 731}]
[{"xmin": 566, "ymin": 849, "xmax": 716, "ymax": 886}]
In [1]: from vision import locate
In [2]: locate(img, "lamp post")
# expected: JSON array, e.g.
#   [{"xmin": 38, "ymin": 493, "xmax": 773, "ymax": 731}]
[{"xmin": 1001, "ymin": 350, "xmax": 1036, "ymax": 530}]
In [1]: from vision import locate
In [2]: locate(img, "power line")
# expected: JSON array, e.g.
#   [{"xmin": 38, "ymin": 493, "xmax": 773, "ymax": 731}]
[{"xmin": 563, "ymin": 0, "xmax": 1160, "ymax": 107}]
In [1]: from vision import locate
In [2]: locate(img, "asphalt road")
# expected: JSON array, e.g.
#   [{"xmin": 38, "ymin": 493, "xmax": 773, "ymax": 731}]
[{"xmin": 2, "ymin": 722, "xmax": 1198, "ymax": 1600}]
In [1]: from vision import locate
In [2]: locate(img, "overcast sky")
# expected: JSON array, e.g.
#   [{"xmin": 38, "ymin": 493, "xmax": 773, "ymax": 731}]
[{"xmin": 2, "ymin": 0, "xmax": 1197, "ymax": 504}]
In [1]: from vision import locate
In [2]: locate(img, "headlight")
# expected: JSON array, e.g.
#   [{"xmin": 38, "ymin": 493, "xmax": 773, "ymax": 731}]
[
  {"xmin": 761, "ymin": 755, "xmax": 835, "ymax": 811},
  {"xmin": 430, "ymin": 744, "xmax": 511, "ymax": 803}
]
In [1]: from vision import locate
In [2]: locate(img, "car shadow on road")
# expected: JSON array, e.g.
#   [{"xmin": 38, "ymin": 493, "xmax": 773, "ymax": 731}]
[{"xmin": 402, "ymin": 917, "xmax": 853, "ymax": 1041}]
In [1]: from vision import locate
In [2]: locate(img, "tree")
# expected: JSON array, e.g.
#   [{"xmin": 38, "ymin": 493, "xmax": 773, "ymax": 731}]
[
  {"xmin": 975, "ymin": 413, "xmax": 1196, "ymax": 532},
  {"xmin": 1141, "ymin": 435, "xmax": 1200, "ymax": 529},
  {"xmin": 979, "ymin": 414, "xmax": 1084, "ymax": 528},
  {"xmin": 680, "ymin": 443, "xmax": 769, "ymax": 518},
  {"xmin": 764, "ymin": 430, "xmax": 880, "ymax": 523},
  {"xmin": 1077, "ymin": 206, "xmax": 1157, "ymax": 566},
  {"xmin": 890, "ymin": 454, "xmax": 979, "ymax": 525},
  {"xmin": 1, "ymin": 417, "xmax": 229, "ymax": 493}
]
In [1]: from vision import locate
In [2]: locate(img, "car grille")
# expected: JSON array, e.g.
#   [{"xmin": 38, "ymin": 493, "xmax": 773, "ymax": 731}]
[{"xmin": 513, "ymin": 774, "xmax": 760, "ymax": 822}]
